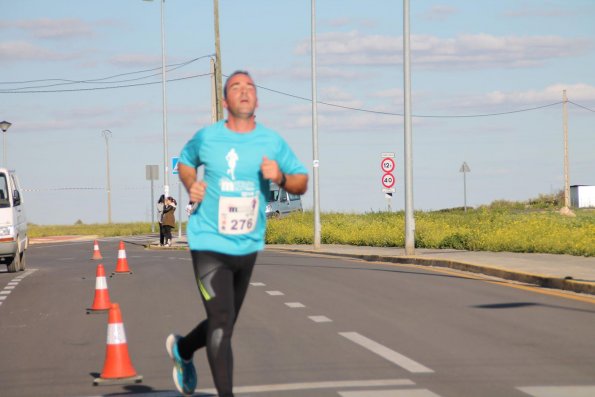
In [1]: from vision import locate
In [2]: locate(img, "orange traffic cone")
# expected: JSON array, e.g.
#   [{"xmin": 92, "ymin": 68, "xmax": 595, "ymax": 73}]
[
  {"xmin": 112, "ymin": 241, "xmax": 132, "ymax": 275},
  {"xmin": 93, "ymin": 303, "xmax": 143, "ymax": 385},
  {"xmin": 91, "ymin": 240, "xmax": 103, "ymax": 260},
  {"xmin": 86, "ymin": 264, "xmax": 111, "ymax": 314}
]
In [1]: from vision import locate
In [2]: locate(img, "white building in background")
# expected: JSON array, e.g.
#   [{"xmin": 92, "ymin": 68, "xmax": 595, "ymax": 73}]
[{"xmin": 570, "ymin": 185, "xmax": 595, "ymax": 208}]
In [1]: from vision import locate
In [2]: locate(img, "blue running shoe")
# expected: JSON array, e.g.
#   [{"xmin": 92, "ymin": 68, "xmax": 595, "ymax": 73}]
[{"xmin": 166, "ymin": 334, "xmax": 197, "ymax": 396}]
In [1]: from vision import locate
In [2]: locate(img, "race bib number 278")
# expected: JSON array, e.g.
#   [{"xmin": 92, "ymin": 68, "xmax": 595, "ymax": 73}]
[{"xmin": 218, "ymin": 196, "xmax": 259, "ymax": 235}]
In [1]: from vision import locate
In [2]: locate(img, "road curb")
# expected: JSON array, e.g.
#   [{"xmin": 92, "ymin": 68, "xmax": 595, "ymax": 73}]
[{"xmin": 267, "ymin": 247, "xmax": 595, "ymax": 296}]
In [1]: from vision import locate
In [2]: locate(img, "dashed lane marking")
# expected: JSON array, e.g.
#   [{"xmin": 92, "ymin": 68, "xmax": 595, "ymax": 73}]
[
  {"xmin": 309, "ymin": 315, "xmax": 333, "ymax": 323},
  {"xmin": 266, "ymin": 290, "xmax": 285, "ymax": 296},
  {"xmin": 79, "ymin": 379, "xmax": 417, "ymax": 397},
  {"xmin": 340, "ymin": 332, "xmax": 434, "ymax": 374},
  {"xmin": 517, "ymin": 385, "xmax": 595, "ymax": 397},
  {"xmin": 339, "ymin": 389, "xmax": 441, "ymax": 397},
  {"xmin": 251, "ymin": 282, "xmax": 266, "ymax": 286},
  {"xmin": 0, "ymin": 269, "xmax": 37, "ymax": 308},
  {"xmin": 285, "ymin": 302, "xmax": 306, "ymax": 308},
  {"xmin": 218, "ymin": 379, "xmax": 416, "ymax": 395}
]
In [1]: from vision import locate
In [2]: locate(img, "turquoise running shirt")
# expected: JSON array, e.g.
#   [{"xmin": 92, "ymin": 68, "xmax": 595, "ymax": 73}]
[{"xmin": 179, "ymin": 121, "xmax": 308, "ymax": 255}]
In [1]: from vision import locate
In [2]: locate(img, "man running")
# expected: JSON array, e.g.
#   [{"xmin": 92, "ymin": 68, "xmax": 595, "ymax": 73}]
[{"xmin": 167, "ymin": 70, "xmax": 308, "ymax": 396}]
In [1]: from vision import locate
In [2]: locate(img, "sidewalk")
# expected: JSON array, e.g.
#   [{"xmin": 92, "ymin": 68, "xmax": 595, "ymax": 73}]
[{"xmin": 150, "ymin": 236, "xmax": 595, "ymax": 296}]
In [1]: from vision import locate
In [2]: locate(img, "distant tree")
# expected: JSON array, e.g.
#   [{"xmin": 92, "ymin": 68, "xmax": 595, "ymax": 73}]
[{"xmin": 74, "ymin": 219, "xmax": 84, "ymax": 225}]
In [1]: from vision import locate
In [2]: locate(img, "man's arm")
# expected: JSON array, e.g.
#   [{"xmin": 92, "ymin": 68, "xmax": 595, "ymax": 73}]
[
  {"xmin": 261, "ymin": 156, "xmax": 308, "ymax": 195},
  {"xmin": 280, "ymin": 173, "xmax": 308, "ymax": 195},
  {"xmin": 179, "ymin": 163, "xmax": 207, "ymax": 203}
]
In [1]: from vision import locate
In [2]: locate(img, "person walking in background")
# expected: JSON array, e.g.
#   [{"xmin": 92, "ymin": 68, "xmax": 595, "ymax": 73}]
[
  {"xmin": 166, "ymin": 70, "xmax": 308, "ymax": 397},
  {"xmin": 161, "ymin": 196, "xmax": 176, "ymax": 247},
  {"xmin": 157, "ymin": 194, "xmax": 166, "ymax": 246}
]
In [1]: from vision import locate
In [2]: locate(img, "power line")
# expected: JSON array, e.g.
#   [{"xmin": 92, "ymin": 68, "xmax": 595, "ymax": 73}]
[
  {"xmin": 257, "ymin": 84, "xmax": 563, "ymax": 118},
  {"xmin": 3, "ymin": 66, "xmax": 592, "ymax": 119},
  {"xmin": 0, "ymin": 55, "xmax": 213, "ymax": 86},
  {"xmin": 23, "ymin": 186, "xmax": 149, "ymax": 192},
  {"xmin": 0, "ymin": 73, "xmax": 211, "ymax": 94},
  {"xmin": 569, "ymin": 101, "xmax": 595, "ymax": 113}
]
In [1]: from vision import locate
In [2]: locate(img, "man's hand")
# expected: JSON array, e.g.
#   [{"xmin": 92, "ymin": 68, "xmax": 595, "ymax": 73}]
[
  {"xmin": 188, "ymin": 181, "xmax": 207, "ymax": 203},
  {"xmin": 261, "ymin": 156, "xmax": 283, "ymax": 185}
]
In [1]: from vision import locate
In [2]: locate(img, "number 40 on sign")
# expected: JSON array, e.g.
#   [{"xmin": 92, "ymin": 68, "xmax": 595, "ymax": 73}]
[{"xmin": 381, "ymin": 152, "xmax": 396, "ymax": 193}]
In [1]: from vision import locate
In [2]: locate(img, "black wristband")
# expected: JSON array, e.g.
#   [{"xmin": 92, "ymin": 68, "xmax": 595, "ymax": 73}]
[{"xmin": 279, "ymin": 173, "xmax": 287, "ymax": 188}]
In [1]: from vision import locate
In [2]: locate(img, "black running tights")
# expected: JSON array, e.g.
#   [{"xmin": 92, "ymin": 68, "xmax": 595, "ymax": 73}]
[{"xmin": 177, "ymin": 250, "xmax": 257, "ymax": 397}]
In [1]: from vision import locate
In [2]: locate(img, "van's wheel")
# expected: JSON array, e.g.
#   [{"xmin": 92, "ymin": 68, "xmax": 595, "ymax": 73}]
[
  {"xmin": 7, "ymin": 253, "xmax": 20, "ymax": 273},
  {"xmin": 18, "ymin": 248, "xmax": 26, "ymax": 271},
  {"xmin": 7, "ymin": 241, "xmax": 23, "ymax": 272},
  {"xmin": 273, "ymin": 211, "xmax": 281, "ymax": 218}
]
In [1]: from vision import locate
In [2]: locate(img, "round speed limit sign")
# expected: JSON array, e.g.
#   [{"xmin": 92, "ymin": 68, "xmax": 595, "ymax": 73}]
[
  {"xmin": 381, "ymin": 173, "xmax": 395, "ymax": 188},
  {"xmin": 381, "ymin": 157, "xmax": 395, "ymax": 173}
]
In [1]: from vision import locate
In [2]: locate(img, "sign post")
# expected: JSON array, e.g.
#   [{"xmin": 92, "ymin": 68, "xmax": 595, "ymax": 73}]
[
  {"xmin": 146, "ymin": 165, "xmax": 159, "ymax": 233},
  {"xmin": 381, "ymin": 152, "xmax": 396, "ymax": 211},
  {"xmin": 459, "ymin": 161, "xmax": 471, "ymax": 212}
]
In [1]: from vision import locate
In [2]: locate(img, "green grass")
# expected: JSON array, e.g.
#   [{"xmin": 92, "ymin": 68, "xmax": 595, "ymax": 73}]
[
  {"xmin": 28, "ymin": 190, "xmax": 595, "ymax": 257},
  {"xmin": 28, "ymin": 222, "xmax": 157, "ymax": 238},
  {"xmin": 265, "ymin": 208, "xmax": 595, "ymax": 257}
]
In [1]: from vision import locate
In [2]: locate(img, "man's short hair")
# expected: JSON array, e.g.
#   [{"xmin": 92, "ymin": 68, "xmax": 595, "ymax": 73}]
[{"xmin": 223, "ymin": 70, "xmax": 253, "ymax": 99}]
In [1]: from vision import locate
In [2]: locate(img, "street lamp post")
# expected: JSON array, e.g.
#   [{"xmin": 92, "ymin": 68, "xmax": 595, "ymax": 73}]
[
  {"xmin": 0, "ymin": 121, "xmax": 12, "ymax": 168},
  {"xmin": 102, "ymin": 130, "xmax": 112, "ymax": 223},
  {"xmin": 144, "ymin": 0, "xmax": 170, "ymax": 198}
]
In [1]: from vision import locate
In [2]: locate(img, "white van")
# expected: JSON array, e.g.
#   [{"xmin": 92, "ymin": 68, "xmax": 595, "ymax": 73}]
[
  {"xmin": 265, "ymin": 183, "xmax": 303, "ymax": 218},
  {"xmin": 0, "ymin": 169, "xmax": 28, "ymax": 272}
]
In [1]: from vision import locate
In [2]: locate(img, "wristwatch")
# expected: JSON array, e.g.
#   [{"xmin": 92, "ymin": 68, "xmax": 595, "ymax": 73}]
[{"xmin": 279, "ymin": 173, "xmax": 287, "ymax": 188}]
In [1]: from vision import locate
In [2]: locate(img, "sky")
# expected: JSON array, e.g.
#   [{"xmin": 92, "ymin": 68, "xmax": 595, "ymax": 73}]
[{"xmin": 1, "ymin": 0, "xmax": 594, "ymax": 225}]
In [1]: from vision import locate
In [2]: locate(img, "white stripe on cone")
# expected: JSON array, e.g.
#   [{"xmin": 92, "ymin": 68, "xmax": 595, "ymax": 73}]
[
  {"xmin": 95, "ymin": 276, "xmax": 108, "ymax": 290},
  {"xmin": 118, "ymin": 250, "xmax": 126, "ymax": 259},
  {"xmin": 107, "ymin": 323, "xmax": 127, "ymax": 345}
]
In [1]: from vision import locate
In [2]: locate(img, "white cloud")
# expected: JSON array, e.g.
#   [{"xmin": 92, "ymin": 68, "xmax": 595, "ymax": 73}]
[
  {"xmin": 419, "ymin": 5, "xmax": 459, "ymax": 21},
  {"xmin": 373, "ymin": 88, "xmax": 404, "ymax": 99},
  {"xmin": 503, "ymin": 5, "xmax": 576, "ymax": 18},
  {"xmin": 320, "ymin": 86, "xmax": 355, "ymax": 102},
  {"xmin": 109, "ymin": 54, "xmax": 162, "ymax": 68},
  {"xmin": 295, "ymin": 31, "xmax": 593, "ymax": 69},
  {"xmin": 470, "ymin": 83, "xmax": 595, "ymax": 107},
  {"xmin": 0, "ymin": 41, "xmax": 77, "ymax": 62},
  {"xmin": 323, "ymin": 17, "xmax": 377, "ymax": 29},
  {"xmin": 10, "ymin": 18, "xmax": 94, "ymax": 39}
]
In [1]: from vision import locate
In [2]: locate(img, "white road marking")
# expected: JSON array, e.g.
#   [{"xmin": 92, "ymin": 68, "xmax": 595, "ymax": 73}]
[
  {"xmin": 251, "ymin": 282, "xmax": 266, "ymax": 286},
  {"xmin": 340, "ymin": 332, "xmax": 434, "ymax": 374},
  {"xmin": 266, "ymin": 290, "xmax": 284, "ymax": 296},
  {"xmin": 0, "ymin": 270, "xmax": 37, "ymax": 309},
  {"xmin": 517, "ymin": 385, "xmax": 595, "ymax": 397},
  {"xmin": 220, "ymin": 379, "xmax": 415, "ymax": 394},
  {"xmin": 80, "ymin": 379, "xmax": 416, "ymax": 397},
  {"xmin": 285, "ymin": 302, "xmax": 306, "ymax": 308},
  {"xmin": 309, "ymin": 315, "xmax": 333, "ymax": 323},
  {"xmin": 339, "ymin": 389, "xmax": 441, "ymax": 397}
]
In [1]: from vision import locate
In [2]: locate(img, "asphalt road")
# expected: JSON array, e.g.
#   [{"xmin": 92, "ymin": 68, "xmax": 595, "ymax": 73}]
[{"xmin": 0, "ymin": 239, "xmax": 594, "ymax": 397}]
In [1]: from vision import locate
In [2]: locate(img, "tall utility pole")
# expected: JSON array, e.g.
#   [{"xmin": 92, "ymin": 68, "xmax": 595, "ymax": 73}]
[
  {"xmin": 403, "ymin": 0, "xmax": 415, "ymax": 255},
  {"xmin": 562, "ymin": 89, "xmax": 570, "ymax": 210},
  {"xmin": 159, "ymin": 0, "xmax": 170, "ymax": 198},
  {"xmin": 311, "ymin": 0, "xmax": 321, "ymax": 249},
  {"xmin": 210, "ymin": 58, "xmax": 217, "ymax": 123},
  {"xmin": 213, "ymin": 0, "xmax": 224, "ymax": 121},
  {"xmin": 102, "ymin": 130, "xmax": 112, "ymax": 224}
]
